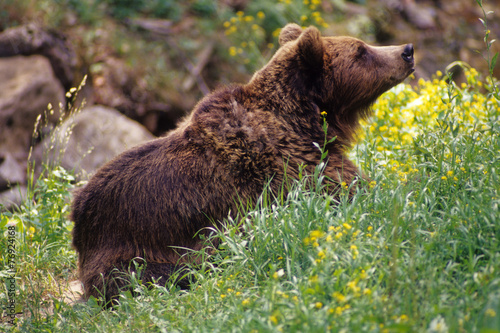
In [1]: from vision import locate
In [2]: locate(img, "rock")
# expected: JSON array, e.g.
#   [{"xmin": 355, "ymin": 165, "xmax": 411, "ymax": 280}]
[
  {"xmin": 0, "ymin": 23, "xmax": 76, "ymax": 89},
  {"xmin": 0, "ymin": 55, "xmax": 66, "ymax": 137},
  {"xmin": 90, "ymin": 56, "xmax": 181, "ymax": 136},
  {"xmin": 91, "ymin": 57, "xmax": 150, "ymax": 119},
  {"xmin": 402, "ymin": 0, "xmax": 436, "ymax": 30},
  {"xmin": 62, "ymin": 280, "xmax": 85, "ymax": 305},
  {"xmin": 0, "ymin": 54, "xmax": 66, "ymax": 193},
  {"xmin": 0, "ymin": 185, "xmax": 27, "ymax": 210},
  {"xmin": 0, "ymin": 153, "xmax": 26, "ymax": 192},
  {"xmin": 35, "ymin": 105, "xmax": 155, "ymax": 179}
]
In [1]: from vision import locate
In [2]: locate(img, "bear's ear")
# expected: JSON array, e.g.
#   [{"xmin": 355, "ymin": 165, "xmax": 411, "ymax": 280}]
[
  {"xmin": 279, "ymin": 23, "xmax": 303, "ymax": 46},
  {"xmin": 297, "ymin": 26, "xmax": 324, "ymax": 70}
]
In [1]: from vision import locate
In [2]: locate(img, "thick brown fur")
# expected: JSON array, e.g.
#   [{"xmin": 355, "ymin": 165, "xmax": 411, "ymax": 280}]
[{"xmin": 71, "ymin": 24, "xmax": 414, "ymax": 304}]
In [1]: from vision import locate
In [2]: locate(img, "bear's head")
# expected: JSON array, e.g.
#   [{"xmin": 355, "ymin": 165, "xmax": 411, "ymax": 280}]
[{"xmin": 252, "ymin": 23, "xmax": 414, "ymax": 146}]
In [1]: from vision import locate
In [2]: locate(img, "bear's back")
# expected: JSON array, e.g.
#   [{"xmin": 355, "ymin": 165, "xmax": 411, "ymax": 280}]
[{"xmin": 71, "ymin": 86, "xmax": 292, "ymax": 264}]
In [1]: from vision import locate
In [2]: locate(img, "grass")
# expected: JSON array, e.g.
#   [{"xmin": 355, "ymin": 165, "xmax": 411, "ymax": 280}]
[
  {"xmin": 1, "ymin": 3, "xmax": 500, "ymax": 331},
  {"xmin": 1, "ymin": 67, "xmax": 499, "ymax": 332}
]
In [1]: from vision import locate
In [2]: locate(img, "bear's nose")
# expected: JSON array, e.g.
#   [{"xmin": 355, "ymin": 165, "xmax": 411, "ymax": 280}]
[{"xmin": 402, "ymin": 44, "xmax": 414, "ymax": 63}]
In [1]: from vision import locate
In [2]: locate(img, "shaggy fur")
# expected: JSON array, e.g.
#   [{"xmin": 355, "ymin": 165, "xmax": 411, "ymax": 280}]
[{"xmin": 71, "ymin": 24, "xmax": 414, "ymax": 304}]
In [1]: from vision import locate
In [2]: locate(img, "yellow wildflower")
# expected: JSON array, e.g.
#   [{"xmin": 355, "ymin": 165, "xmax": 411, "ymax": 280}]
[
  {"xmin": 347, "ymin": 280, "xmax": 360, "ymax": 293},
  {"xmin": 343, "ymin": 223, "xmax": 352, "ymax": 230},
  {"xmin": 310, "ymin": 230, "xmax": 324, "ymax": 238},
  {"xmin": 485, "ymin": 308, "xmax": 496, "ymax": 317},
  {"xmin": 332, "ymin": 292, "xmax": 346, "ymax": 302}
]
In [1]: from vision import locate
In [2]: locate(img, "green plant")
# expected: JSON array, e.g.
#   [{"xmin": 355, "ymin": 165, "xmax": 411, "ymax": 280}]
[
  {"xmin": 101, "ymin": 0, "xmax": 183, "ymax": 21},
  {"xmin": 2, "ymin": 68, "xmax": 498, "ymax": 333},
  {"xmin": 1, "ymin": 1, "xmax": 500, "ymax": 331},
  {"xmin": 476, "ymin": 0, "xmax": 499, "ymax": 99},
  {"xmin": 223, "ymin": 0, "xmax": 331, "ymax": 72},
  {"xmin": 0, "ymin": 80, "xmax": 86, "ymax": 329}
]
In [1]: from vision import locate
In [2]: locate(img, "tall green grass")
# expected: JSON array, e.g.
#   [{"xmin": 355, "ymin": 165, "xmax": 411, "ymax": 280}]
[
  {"xmin": 1, "ymin": 3, "xmax": 500, "ymax": 332},
  {"xmin": 1, "ymin": 65, "xmax": 498, "ymax": 332}
]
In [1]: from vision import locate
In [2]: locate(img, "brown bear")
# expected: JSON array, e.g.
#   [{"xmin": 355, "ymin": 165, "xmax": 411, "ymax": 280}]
[{"xmin": 71, "ymin": 23, "xmax": 414, "ymax": 304}]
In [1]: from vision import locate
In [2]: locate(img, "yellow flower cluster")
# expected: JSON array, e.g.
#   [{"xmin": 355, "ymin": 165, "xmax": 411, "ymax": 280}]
[
  {"xmin": 303, "ymin": 229, "xmax": 325, "ymax": 247},
  {"xmin": 223, "ymin": 10, "xmax": 268, "ymax": 66},
  {"xmin": 329, "ymin": 303, "xmax": 351, "ymax": 316},
  {"xmin": 224, "ymin": 11, "xmax": 266, "ymax": 37},
  {"xmin": 224, "ymin": 0, "xmax": 330, "ymax": 70},
  {"xmin": 213, "ymin": 273, "xmax": 250, "ymax": 304},
  {"xmin": 278, "ymin": 0, "xmax": 322, "ymax": 10},
  {"xmin": 301, "ymin": 11, "xmax": 328, "ymax": 28},
  {"xmin": 355, "ymin": 69, "xmax": 500, "ymax": 175},
  {"xmin": 301, "ymin": 221, "xmax": 379, "ymax": 318}
]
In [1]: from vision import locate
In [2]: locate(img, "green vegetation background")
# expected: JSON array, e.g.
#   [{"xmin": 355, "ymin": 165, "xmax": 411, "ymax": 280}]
[{"xmin": 1, "ymin": 0, "xmax": 499, "ymax": 332}]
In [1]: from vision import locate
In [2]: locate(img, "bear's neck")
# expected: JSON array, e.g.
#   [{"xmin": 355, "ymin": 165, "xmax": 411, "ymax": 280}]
[
  {"xmin": 243, "ymin": 79, "xmax": 325, "ymax": 139},
  {"xmin": 322, "ymin": 102, "xmax": 372, "ymax": 151},
  {"xmin": 244, "ymin": 77, "xmax": 357, "ymax": 151}
]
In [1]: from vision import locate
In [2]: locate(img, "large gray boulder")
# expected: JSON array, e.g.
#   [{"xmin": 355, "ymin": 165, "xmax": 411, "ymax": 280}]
[
  {"xmin": 0, "ymin": 55, "xmax": 66, "ymax": 207},
  {"xmin": 0, "ymin": 55, "xmax": 66, "ymax": 151},
  {"xmin": 36, "ymin": 105, "xmax": 155, "ymax": 179}
]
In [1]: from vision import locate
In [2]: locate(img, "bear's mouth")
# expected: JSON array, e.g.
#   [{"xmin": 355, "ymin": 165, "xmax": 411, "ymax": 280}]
[
  {"xmin": 390, "ymin": 67, "xmax": 415, "ymax": 84},
  {"xmin": 403, "ymin": 64, "xmax": 416, "ymax": 80}
]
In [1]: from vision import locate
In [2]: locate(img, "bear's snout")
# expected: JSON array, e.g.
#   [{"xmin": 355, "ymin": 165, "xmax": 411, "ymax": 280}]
[{"xmin": 402, "ymin": 44, "xmax": 414, "ymax": 63}]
